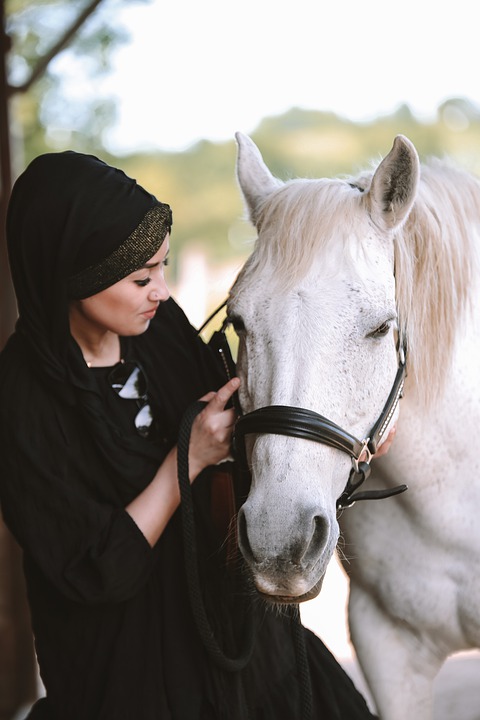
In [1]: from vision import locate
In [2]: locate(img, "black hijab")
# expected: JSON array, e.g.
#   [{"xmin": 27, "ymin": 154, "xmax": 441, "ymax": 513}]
[
  {"xmin": 1, "ymin": 152, "xmax": 202, "ymax": 506},
  {"xmin": 6, "ymin": 151, "xmax": 169, "ymax": 404}
]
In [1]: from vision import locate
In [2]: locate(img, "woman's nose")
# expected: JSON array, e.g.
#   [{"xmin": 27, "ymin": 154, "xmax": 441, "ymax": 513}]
[{"xmin": 149, "ymin": 276, "xmax": 170, "ymax": 302}]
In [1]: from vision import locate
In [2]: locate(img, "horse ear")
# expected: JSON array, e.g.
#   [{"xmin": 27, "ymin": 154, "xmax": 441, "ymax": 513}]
[
  {"xmin": 235, "ymin": 132, "xmax": 283, "ymax": 226},
  {"xmin": 368, "ymin": 135, "xmax": 420, "ymax": 231}
]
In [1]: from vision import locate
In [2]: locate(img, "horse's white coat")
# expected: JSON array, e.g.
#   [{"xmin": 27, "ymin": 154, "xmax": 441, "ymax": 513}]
[{"xmin": 229, "ymin": 132, "xmax": 480, "ymax": 718}]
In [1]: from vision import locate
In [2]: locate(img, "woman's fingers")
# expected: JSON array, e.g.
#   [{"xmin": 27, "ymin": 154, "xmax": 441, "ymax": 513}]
[
  {"xmin": 200, "ymin": 378, "xmax": 239, "ymax": 434},
  {"xmin": 207, "ymin": 377, "xmax": 240, "ymax": 412},
  {"xmin": 187, "ymin": 379, "xmax": 240, "ymax": 479},
  {"xmin": 199, "ymin": 378, "xmax": 239, "ymax": 410}
]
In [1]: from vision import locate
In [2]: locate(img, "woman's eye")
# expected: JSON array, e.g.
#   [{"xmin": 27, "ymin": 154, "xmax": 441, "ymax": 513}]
[
  {"xmin": 135, "ymin": 277, "xmax": 151, "ymax": 287},
  {"xmin": 163, "ymin": 257, "xmax": 169, "ymax": 267}
]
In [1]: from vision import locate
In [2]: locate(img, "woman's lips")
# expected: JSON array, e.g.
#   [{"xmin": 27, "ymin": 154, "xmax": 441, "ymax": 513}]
[{"xmin": 142, "ymin": 307, "xmax": 158, "ymax": 319}]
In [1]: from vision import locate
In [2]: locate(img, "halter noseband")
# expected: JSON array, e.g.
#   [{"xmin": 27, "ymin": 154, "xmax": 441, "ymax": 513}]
[
  {"xmin": 203, "ymin": 303, "xmax": 408, "ymax": 509},
  {"xmin": 234, "ymin": 358, "xmax": 407, "ymax": 509}
]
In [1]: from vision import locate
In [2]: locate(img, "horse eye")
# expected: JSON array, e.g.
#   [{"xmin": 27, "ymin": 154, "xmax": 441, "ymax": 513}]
[
  {"xmin": 229, "ymin": 314, "xmax": 246, "ymax": 334},
  {"xmin": 369, "ymin": 321, "xmax": 391, "ymax": 338}
]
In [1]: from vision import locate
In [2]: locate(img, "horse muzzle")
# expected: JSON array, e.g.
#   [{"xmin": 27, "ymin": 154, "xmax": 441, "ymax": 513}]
[{"xmin": 237, "ymin": 499, "xmax": 338, "ymax": 602}]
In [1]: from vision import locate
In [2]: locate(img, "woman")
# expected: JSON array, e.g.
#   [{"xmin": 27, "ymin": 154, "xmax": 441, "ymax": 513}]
[{"xmin": 0, "ymin": 151, "xmax": 377, "ymax": 719}]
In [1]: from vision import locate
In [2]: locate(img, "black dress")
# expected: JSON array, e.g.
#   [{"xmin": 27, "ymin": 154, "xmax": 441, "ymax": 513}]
[{"xmin": 0, "ymin": 299, "xmax": 376, "ymax": 720}]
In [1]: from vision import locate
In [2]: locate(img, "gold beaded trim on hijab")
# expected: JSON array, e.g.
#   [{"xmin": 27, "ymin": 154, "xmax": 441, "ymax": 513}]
[{"xmin": 68, "ymin": 203, "xmax": 172, "ymax": 299}]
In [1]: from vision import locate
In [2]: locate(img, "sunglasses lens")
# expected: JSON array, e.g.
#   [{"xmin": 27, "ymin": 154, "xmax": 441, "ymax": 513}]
[
  {"xmin": 109, "ymin": 362, "xmax": 154, "ymax": 438},
  {"xmin": 135, "ymin": 403, "xmax": 153, "ymax": 437},
  {"xmin": 111, "ymin": 365, "xmax": 147, "ymax": 400}
]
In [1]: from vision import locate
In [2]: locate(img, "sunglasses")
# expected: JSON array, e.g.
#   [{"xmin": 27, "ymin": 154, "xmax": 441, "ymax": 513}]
[{"xmin": 108, "ymin": 361, "xmax": 154, "ymax": 438}]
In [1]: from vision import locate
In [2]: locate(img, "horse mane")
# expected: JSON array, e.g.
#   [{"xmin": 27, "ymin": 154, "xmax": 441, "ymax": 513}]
[
  {"xmin": 393, "ymin": 160, "xmax": 480, "ymax": 400},
  {"xmin": 242, "ymin": 159, "xmax": 480, "ymax": 404}
]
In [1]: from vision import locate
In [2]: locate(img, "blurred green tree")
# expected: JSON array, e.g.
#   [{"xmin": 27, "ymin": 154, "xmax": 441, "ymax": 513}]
[{"xmin": 6, "ymin": 0, "xmax": 152, "ymax": 164}]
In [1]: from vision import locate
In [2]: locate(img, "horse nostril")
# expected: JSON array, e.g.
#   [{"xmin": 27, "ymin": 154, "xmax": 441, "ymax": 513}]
[
  {"xmin": 302, "ymin": 515, "xmax": 329, "ymax": 564},
  {"xmin": 237, "ymin": 508, "xmax": 256, "ymax": 563}
]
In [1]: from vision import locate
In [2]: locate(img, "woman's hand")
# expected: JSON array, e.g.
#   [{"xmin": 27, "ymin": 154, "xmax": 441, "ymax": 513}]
[
  {"xmin": 188, "ymin": 377, "xmax": 240, "ymax": 481},
  {"xmin": 126, "ymin": 377, "xmax": 240, "ymax": 546}
]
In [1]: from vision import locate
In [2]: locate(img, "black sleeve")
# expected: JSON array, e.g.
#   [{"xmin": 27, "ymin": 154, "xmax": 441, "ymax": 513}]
[{"xmin": 0, "ymin": 399, "xmax": 155, "ymax": 605}]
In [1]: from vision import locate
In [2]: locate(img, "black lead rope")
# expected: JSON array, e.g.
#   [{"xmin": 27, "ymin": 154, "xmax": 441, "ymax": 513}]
[
  {"xmin": 177, "ymin": 401, "xmax": 314, "ymax": 718},
  {"xmin": 177, "ymin": 399, "xmax": 256, "ymax": 673},
  {"xmin": 290, "ymin": 605, "xmax": 314, "ymax": 719}
]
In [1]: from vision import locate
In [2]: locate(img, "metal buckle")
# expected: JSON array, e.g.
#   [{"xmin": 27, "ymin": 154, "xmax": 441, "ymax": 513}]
[{"xmin": 351, "ymin": 438, "xmax": 372, "ymax": 474}]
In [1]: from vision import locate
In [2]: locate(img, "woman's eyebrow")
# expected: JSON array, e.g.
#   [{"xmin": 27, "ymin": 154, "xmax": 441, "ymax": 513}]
[{"xmin": 140, "ymin": 252, "xmax": 169, "ymax": 270}]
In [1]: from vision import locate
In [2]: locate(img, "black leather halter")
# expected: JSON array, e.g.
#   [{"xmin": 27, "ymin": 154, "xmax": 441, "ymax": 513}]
[{"xmin": 203, "ymin": 303, "xmax": 408, "ymax": 510}]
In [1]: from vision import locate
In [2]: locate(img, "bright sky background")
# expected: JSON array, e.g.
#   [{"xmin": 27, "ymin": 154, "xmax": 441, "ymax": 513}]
[{"xmin": 94, "ymin": 0, "xmax": 480, "ymax": 154}]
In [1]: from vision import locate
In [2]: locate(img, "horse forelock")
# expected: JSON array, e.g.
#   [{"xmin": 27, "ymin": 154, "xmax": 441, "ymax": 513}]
[{"xmin": 246, "ymin": 178, "xmax": 368, "ymax": 286}]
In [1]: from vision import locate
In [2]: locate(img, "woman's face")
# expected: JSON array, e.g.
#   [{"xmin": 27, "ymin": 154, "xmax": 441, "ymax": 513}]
[{"xmin": 69, "ymin": 236, "xmax": 170, "ymax": 338}]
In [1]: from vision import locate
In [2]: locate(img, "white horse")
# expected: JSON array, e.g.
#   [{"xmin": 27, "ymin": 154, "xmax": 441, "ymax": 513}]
[{"xmin": 228, "ymin": 132, "xmax": 480, "ymax": 719}]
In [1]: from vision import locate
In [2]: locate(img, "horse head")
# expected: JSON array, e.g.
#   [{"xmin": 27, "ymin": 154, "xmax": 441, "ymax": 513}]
[{"xmin": 229, "ymin": 133, "xmax": 420, "ymax": 603}]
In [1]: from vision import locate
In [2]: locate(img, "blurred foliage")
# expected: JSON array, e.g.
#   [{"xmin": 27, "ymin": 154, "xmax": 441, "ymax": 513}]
[{"xmin": 6, "ymin": 0, "xmax": 150, "ymax": 158}]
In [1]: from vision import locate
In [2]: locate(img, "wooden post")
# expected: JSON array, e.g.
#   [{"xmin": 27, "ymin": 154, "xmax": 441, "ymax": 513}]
[
  {"xmin": 0, "ymin": 529, "xmax": 38, "ymax": 720},
  {"xmin": 0, "ymin": 0, "xmax": 16, "ymax": 351},
  {"xmin": 0, "ymin": 3, "xmax": 38, "ymax": 717}
]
